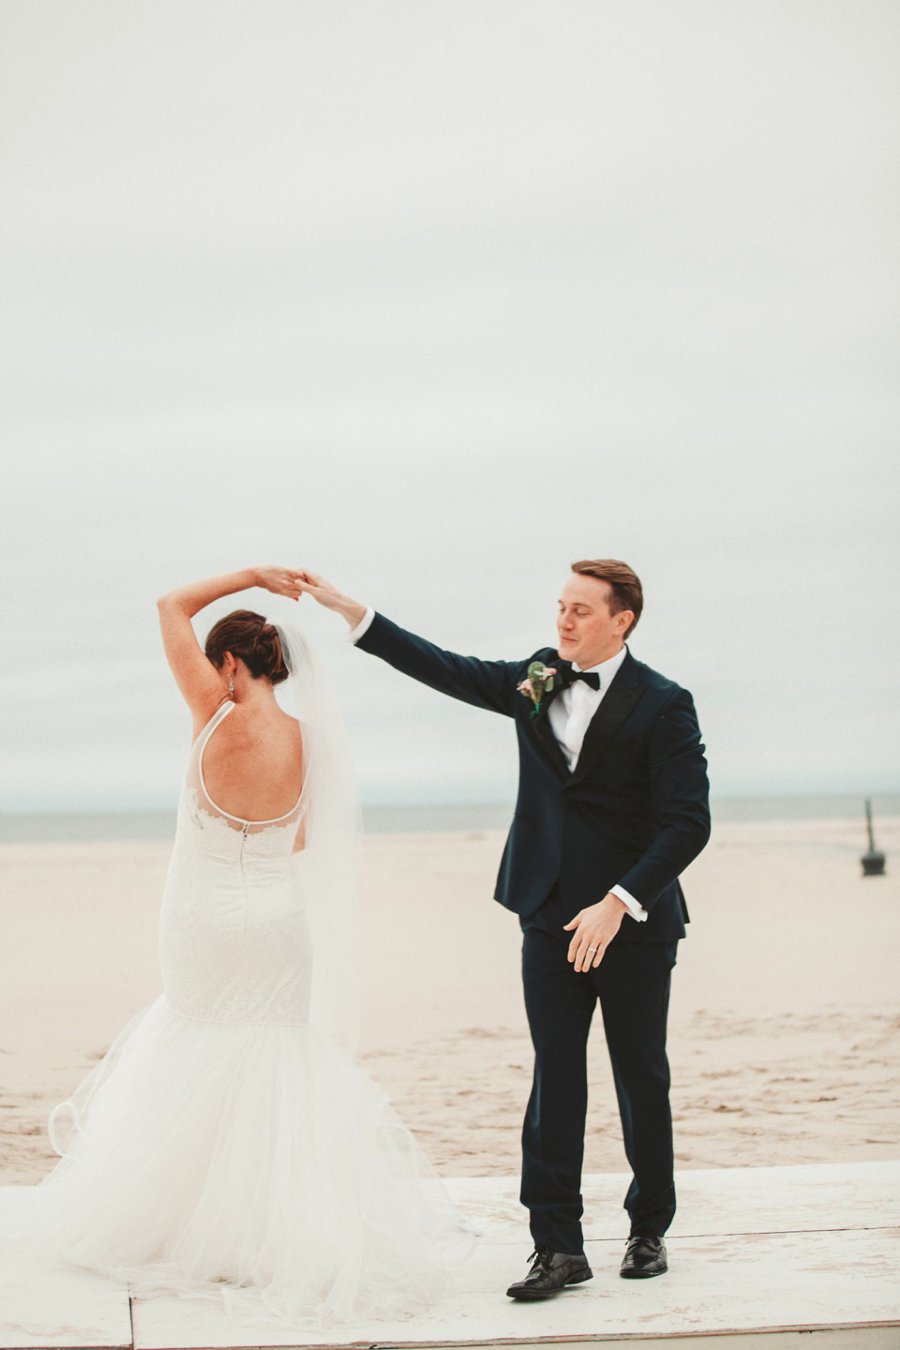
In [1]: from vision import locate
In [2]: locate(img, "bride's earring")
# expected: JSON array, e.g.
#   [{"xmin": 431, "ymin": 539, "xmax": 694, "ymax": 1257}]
[{"xmin": 227, "ymin": 675, "xmax": 235, "ymax": 695}]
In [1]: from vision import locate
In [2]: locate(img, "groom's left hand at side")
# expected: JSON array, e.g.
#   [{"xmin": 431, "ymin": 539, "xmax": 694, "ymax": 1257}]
[{"xmin": 563, "ymin": 893, "xmax": 628, "ymax": 972}]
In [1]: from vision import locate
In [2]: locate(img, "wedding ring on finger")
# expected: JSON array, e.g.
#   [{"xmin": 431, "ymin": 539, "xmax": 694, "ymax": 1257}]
[{"xmin": 587, "ymin": 945, "xmax": 599, "ymax": 953}]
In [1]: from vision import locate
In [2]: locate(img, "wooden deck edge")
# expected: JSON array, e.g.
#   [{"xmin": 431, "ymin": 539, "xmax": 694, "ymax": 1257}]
[{"xmin": 362, "ymin": 1328, "xmax": 900, "ymax": 1350}]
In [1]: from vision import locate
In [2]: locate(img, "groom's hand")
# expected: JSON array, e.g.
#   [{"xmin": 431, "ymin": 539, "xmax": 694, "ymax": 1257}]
[
  {"xmin": 564, "ymin": 894, "xmax": 627, "ymax": 972},
  {"xmin": 255, "ymin": 566, "xmax": 307, "ymax": 599},
  {"xmin": 295, "ymin": 570, "xmax": 367, "ymax": 629}
]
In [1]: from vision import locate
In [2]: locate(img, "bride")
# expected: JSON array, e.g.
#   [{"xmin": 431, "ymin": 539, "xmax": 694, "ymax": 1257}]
[{"xmin": 2, "ymin": 566, "xmax": 471, "ymax": 1328}]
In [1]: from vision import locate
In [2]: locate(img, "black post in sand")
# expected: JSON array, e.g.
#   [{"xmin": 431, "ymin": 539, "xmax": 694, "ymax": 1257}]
[{"xmin": 860, "ymin": 798, "xmax": 886, "ymax": 877}]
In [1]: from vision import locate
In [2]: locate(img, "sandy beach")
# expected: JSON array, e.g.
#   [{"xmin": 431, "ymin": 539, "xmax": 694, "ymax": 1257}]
[{"xmin": 1, "ymin": 814, "xmax": 898, "ymax": 1187}]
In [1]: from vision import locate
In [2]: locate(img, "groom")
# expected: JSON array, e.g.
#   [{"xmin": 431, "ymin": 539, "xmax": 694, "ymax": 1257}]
[{"xmin": 298, "ymin": 559, "xmax": 710, "ymax": 1299}]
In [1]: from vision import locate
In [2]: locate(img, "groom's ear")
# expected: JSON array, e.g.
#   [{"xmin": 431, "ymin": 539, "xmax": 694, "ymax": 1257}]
[{"xmin": 614, "ymin": 610, "xmax": 634, "ymax": 635}]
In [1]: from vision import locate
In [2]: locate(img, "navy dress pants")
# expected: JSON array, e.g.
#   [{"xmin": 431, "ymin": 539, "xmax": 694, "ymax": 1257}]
[{"xmin": 519, "ymin": 882, "xmax": 678, "ymax": 1255}]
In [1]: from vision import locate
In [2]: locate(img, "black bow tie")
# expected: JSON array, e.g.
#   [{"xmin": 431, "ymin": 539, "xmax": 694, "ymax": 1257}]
[{"xmin": 557, "ymin": 664, "xmax": 600, "ymax": 691}]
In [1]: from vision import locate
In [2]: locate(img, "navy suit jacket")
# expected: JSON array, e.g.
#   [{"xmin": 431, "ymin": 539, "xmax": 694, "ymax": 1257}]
[{"xmin": 356, "ymin": 612, "xmax": 711, "ymax": 943}]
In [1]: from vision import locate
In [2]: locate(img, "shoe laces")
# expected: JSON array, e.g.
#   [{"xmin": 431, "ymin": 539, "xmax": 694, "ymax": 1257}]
[{"xmin": 528, "ymin": 1243, "xmax": 554, "ymax": 1271}]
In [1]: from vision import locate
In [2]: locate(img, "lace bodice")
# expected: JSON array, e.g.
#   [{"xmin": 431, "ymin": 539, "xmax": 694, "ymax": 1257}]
[{"xmin": 161, "ymin": 700, "xmax": 312, "ymax": 1026}]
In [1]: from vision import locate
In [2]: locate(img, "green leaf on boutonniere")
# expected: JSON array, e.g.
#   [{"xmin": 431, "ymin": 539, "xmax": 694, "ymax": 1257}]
[{"xmin": 518, "ymin": 661, "xmax": 558, "ymax": 717}]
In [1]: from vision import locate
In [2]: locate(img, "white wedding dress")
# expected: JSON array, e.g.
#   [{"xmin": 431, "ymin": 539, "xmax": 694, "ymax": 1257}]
[{"xmin": 2, "ymin": 696, "xmax": 471, "ymax": 1328}]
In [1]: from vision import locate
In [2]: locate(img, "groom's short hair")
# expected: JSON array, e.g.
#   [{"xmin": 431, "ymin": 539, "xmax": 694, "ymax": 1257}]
[{"xmin": 570, "ymin": 559, "xmax": 643, "ymax": 637}]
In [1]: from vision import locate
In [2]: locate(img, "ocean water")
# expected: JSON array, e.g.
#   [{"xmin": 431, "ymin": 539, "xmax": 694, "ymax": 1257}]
[{"xmin": 0, "ymin": 795, "xmax": 897, "ymax": 844}]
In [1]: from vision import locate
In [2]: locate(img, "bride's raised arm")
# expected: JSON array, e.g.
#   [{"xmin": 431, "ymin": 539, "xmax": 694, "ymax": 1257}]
[{"xmin": 157, "ymin": 566, "xmax": 306, "ymax": 726}]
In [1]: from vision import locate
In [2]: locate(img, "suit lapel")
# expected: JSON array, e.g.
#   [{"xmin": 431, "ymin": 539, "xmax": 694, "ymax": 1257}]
[
  {"xmin": 568, "ymin": 650, "xmax": 643, "ymax": 786},
  {"xmin": 528, "ymin": 681, "xmax": 572, "ymax": 782}
]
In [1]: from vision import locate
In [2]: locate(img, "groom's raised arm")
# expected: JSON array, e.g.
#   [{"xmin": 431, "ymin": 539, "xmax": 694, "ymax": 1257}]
[
  {"xmin": 349, "ymin": 606, "xmax": 519, "ymax": 717},
  {"xmin": 295, "ymin": 571, "xmax": 522, "ymax": 716}
]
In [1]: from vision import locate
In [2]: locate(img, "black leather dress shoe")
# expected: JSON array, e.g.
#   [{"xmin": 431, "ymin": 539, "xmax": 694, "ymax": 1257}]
[
  {"xmin": 620, "ymin": 1235, "xmax": 668, "ymax": 1278},
  {"xmin": 506, "ymin": 1244, "xmax": 593, "ymax": 1300}
]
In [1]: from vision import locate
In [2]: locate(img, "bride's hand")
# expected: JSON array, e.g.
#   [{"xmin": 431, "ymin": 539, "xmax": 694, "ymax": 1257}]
[{"xmin": 255, "ymin": 567, "xmax": 307, "ymax": 600}]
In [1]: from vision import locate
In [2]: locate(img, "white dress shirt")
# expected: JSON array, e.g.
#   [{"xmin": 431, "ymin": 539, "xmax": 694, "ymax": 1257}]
[
  {"xmin": 547, "ymin": 648, "xmax": 646, "ymax": 922},
  {"xmin": 347, "ymin": 607, "xmax": 376, "ymax": 643},
  {"xmin": 347, "ymin": 608, "xmax": 646, "ymax": 922}
]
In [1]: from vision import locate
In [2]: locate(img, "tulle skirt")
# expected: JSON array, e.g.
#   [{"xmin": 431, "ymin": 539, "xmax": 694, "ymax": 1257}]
[{"xmin": 2, "ymin": 996, "xmax": 472, "ymax": 1328}]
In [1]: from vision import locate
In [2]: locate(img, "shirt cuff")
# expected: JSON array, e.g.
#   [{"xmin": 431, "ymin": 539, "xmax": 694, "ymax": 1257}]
[
  {"xmin": 611, "ymin": 884, "xmax": 648, "ymax": 923},
  {"xmin": 347, "ymin": 606, "xmax": 375, "ymax": 644}
]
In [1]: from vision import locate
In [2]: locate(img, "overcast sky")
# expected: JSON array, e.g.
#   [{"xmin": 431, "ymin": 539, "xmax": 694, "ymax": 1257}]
[{"xmin": 1, "ymin": 0, "xmax": 898, "ymax": 811}]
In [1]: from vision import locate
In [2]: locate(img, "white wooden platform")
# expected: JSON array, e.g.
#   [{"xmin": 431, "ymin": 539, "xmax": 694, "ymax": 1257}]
[{"xmin": 1, "ymin": 1162, "xmax": 897, "ymax": 1350}]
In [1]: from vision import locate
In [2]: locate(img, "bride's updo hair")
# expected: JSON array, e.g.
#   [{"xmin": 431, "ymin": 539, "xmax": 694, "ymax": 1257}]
[{"xmin": 204, "ymin": 609, "xmax": 289, "ymax": 686}]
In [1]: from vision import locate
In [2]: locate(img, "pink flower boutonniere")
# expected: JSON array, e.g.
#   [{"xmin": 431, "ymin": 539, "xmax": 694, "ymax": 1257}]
[{"xmin": 517, "ymin": 661, "xmax": 558, "ymax": 719}]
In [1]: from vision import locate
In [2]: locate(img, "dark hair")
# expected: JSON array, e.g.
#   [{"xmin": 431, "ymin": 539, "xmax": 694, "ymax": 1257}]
[
  {"xmin": 570, "ymin": 558, "xmax": 643, "ymax": 637},
  {"xmin": 204, "ymin": 609, "xmax": 289, "ymax": 685}
]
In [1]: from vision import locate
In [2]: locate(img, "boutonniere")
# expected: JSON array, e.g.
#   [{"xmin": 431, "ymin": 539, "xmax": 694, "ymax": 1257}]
[{"xmin": 517, "ymin": 661, "xmax": 558, "ymax": 718}]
